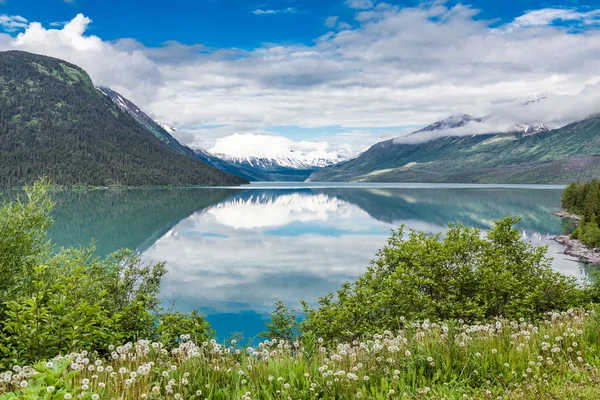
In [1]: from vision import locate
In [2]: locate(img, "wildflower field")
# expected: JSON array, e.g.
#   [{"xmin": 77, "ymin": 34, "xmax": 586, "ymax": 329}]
[{"xmin": 1, "ymin": 309, "xmax": 599, "ymax": 400}]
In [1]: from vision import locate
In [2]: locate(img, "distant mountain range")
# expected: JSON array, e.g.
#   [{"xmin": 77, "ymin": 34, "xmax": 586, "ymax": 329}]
[
  {"xmin": 308, "ymin": 113, "xmax": 600, "ymax": 184},
  {"xmin": 0, "ymin": 51, "xmax": 246, "ymax": 187},
  {"xmin": 206, "ymin": 153, "xmax": 342, "ymax": 182},
  {"xmin": 3, "ymin": 50, "xmax": 599, "ymax": 186}
]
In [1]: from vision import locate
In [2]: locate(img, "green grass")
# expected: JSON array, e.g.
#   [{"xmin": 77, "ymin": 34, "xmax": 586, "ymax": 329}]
[{"xmin": 1, "ymin": 309, "xmax": 600, "ymax": 399}]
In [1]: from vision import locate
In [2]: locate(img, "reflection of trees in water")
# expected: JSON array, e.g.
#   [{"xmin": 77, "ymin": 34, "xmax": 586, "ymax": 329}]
[
  {"xmin": 49, "ymin": 188, "xmax": 236, "ymax": 257},
  {"xmin": 315, "ymin": 188, "xmax": 564, "ymax": 235},
  {"xmin": 580, "ymin": 263, "xmax": 600, "ymax": 283},
  {"xmin": 46, "ymin": 186, "xmax": 566, "ymax": 259},
  {"xmin": 561, "ymin": 219, "xmax": 579, "ymax": 235}
]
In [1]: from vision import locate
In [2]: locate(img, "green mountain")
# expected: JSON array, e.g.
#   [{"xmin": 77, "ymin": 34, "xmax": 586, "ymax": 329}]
[
  {"xmin": 97, "ymin": 86, "xmax": 281, "ymax": 182},
  {"xmin": 308, "ymin": 115, "xmax": 600, "ymax": 184},
  {"xmin": 0, "ymin": 51, "xmax": 247, "ymax": 187}
]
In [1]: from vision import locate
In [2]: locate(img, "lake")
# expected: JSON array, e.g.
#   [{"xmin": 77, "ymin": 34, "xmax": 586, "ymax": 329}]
[{"xmin": 46, "ymin": 183, "xmax": 588, "ymax": 340}]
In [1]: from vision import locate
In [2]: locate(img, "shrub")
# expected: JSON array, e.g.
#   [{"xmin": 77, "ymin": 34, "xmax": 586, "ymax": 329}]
[
  {"xmin": 302, "ymin": 218, "xmax": 585, "ymax": 341},
  {"xmin": 0, "ymin": 180, "xmax": 213, "ymax": 369}
]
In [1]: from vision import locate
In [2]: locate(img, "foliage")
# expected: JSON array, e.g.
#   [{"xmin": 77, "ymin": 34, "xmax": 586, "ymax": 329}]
[
  {"xmin": 0, "ymin": 178, "xmax": 54, "ymax": 296},
  {"xmin": 0, "ymin": 180, "xmax": 213, "ymax": 370},
  {"xmin": 301, "ymin": 218, "xmax": 585, "ymax": 342},
  {"xmin": 0, "ymin": 51, "xmax": 246, "ymax": 187},
  {"xmin": 562, "ymin": 179, "xmax": 600, "ymax": 247},
  {"xmin": 260, "ymin": 301, "xmax": 300, "ymax": 342},
  {"xmin": 1, "ymin": 309, "xmax": 600, "ymax": 399}
]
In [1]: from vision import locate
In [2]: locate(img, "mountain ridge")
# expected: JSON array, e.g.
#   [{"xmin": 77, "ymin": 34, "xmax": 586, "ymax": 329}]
[
  {"xmin": 0, "ymin": 50, "xmax": 247, "ymax": 187},
  {"xmin": 308, "ymin": 114, "xmax": 600, "ymax": 184}
]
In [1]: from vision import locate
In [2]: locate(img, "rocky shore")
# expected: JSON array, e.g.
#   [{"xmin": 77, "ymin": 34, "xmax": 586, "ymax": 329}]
[
  {"xmin": 553, "ymin": 209, "xmax": 599, "ymax": 264},
  {"xmin": 553, "ymin": 235, "xmax": 600, "ymax": 264},
  {"xmin": 552, "ymin": 211, "xmax": 580, "ymax": 221}
]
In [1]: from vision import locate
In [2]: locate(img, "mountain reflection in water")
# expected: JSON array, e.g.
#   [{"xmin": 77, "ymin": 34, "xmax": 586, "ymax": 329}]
[{"xmin": 47, "ymin": 184, "xmax": 588, "ymax": 339}]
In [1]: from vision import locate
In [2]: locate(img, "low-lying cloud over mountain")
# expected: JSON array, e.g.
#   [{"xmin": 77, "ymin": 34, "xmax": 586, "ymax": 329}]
[{"xmin": 2, "ymin": 2, "xmax": 600, "ymax": 154}]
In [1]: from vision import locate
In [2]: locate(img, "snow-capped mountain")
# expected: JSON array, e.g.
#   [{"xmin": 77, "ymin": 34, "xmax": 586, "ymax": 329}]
[
  {"xmin": 214, "ymin": 153, "xmax": 342, "ymax": 170},
  {"xmin": 97, "ymin": 86, "xmax": 195, "ymax": 157},
  {"xmin": 516, "ymin": 123, "xmax": 550, "ymax": 135},
  {"xmin": 415, "ymin": 114, "xmax": 486, "ymax": 133},
  {"xmin": 408, "ymin": 112, "xmax": 550, "ymax": 138},
  {"xmin": 198, "ymin": 151, "xmax": 344, "ymax": 182},
  {"xmin": 206, "ymin": 133, "xmax": 345, "ymax": 178}
]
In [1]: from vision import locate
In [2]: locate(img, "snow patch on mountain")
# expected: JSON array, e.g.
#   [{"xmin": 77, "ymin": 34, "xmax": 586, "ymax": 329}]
[
  {"xmin": 414, "ymin": 114, "xmax": 486, "ymax": 133},
  {"xmin": 394, "ymin": 107, "xmax": 553, "ymax": 145},
  {"xmin": 215, "ymin": 154, "xmax": 339, "ymax": 170},
  {"xmin": 155, "ymin": 121, "xmax": 177, "ymax": 134}
]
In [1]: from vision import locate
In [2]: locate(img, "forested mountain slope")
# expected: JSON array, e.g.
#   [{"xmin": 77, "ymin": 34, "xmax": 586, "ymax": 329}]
[
  {"xmin": 308, "ymin": 116, "xmax": 600, "ymax": 184},
  {"xmin": 0, "ymin": 51, "xmax": 247, "ymax": 187}
]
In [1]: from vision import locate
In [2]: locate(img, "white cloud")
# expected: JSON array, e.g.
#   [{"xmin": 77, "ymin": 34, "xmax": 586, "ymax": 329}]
[
  {"xmin": 0, "ymin": 14, "xmax": 28, "ymax": 32},
  {"xmin": 252, "ymin": 7, "xmax": 296, "ymax": 15},
  {"xmin": 2, "ymin": 4, "xmax": 600, "ymax": 155},
  {"xmin": 144, "ymin": 192, "xmax": 400, "ymax": 313},
  {"xmin": 209, "ymin": 133, "xmax": 345, "ymax": 160},
  {"xmin": 512, "ymin": 8, "xmax": 600, "ymax": 28},
  {"xmin": 346, "ymin": 0, "xmax": 374, "ymax": 10},
  {"xmin": 325, "ymin": 16, "xmax": 338, "ymax": 28},
  {"xmin": 49, "ymin": 21, "xmax": 69, "ymax": 27},
  {"xmin": 336, "ymin": 22, "xmax": 353, "ymax": 30},
  {"xmin": 206, "ymin": 193, "xmax": 344, "ymax": 229},
  {"xmin": 9, "ymin": 14, "xmax": 161, "ymax": 107}
]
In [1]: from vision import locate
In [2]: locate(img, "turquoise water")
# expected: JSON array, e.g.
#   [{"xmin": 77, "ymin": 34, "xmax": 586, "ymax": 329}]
[{"xmin": 45, "ymin": 183, "xmax": 587, "ymax": 340}]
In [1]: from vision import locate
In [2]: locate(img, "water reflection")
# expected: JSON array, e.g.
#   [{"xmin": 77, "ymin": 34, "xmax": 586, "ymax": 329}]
[{"xmin": 44, "ymin": 185, "xmax": 590, "ymax": 339}]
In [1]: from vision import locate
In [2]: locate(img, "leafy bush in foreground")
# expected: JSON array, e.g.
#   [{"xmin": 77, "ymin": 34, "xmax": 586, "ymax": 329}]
[
  {"xmin": 301, "ymin": 218, "xmax": 586, "ymax": 342},
  {"xmin": 1, "ymin": 309, "xmax": 599, "ymax": 399},
  {"xmin": 0, "ymin": 180, "xmax": 213, "ymax": 370}
]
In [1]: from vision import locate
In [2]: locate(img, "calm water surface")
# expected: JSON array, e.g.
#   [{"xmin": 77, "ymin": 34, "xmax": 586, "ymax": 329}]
[{"xmin": 46, "ymin": 183, "xmax": 589, "ymax": 340}]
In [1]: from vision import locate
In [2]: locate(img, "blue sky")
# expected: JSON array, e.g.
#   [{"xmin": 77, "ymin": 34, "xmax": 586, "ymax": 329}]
[
  {"xmin": 3, "ymin": 0, "xmax": 599, "ymax": 48},
  {"xmin": 1, "ymin": 0, "xmax": 600, "ymax": 158}
]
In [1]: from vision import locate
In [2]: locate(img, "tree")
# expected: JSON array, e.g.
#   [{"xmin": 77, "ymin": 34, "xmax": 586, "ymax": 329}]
[{"xmin": 561, "ymin": 180, "xmax": 600, "ymax": 247}]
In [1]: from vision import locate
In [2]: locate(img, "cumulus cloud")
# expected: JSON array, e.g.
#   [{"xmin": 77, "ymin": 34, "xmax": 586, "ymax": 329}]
[
  {"xmin": 7, "ymin": 14, "xmax": 161, "ymax": 107},
  {"xmin": 209, "ymin": 133, "xmax": 345, "ymax": 160},
  {"xmin": 2, "ymin": 3, "xmax": 600, "ymax": 155}
]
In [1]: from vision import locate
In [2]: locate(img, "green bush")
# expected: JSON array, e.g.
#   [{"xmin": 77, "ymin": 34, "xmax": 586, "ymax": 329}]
[
  {"xmin": 0, "ymin": 180, "xmax": 213, "ymax": 369},
  {"xmin": 302, "ymin": 218, "xmax": 586, "ymax": 341}
]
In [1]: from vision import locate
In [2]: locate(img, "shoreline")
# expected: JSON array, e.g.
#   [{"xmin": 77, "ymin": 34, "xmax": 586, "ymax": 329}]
[
  {"xmin": 552, "ymin": 210, "xmax": 581, "ymax": 221},
  {"xmin": 553, "ymin": 209, "xmax": 598, "ymax": 264},
  {"xmin": 552, "ymin": 235, "xmax": 600, "ymax": 264}
]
